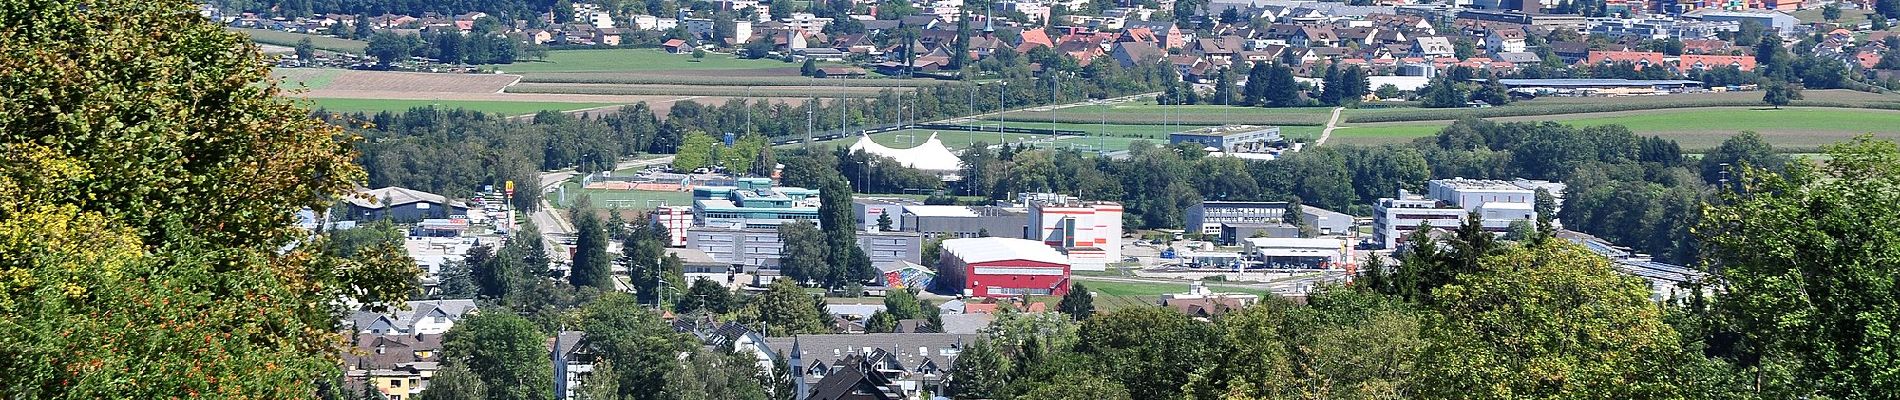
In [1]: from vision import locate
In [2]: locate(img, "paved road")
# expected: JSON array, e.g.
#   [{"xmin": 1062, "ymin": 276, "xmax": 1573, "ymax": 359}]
[
  {"xmin": 1315, "ymin": 106, "xmax": 1345, "ymax": 146},
  {"xmin": 527, "ymin": 155, "xmax": 675, "ymax": 264}
]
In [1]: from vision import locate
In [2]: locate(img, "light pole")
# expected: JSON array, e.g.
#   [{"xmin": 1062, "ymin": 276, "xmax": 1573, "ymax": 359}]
[{"xmin": 996, "ymin": 81, "xmax": 1008, "ymax": 145}]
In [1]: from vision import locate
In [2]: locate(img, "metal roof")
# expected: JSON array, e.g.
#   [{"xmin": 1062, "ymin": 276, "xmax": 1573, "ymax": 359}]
[{"xmin": 940, "ymin": 237, "xmax": 1069, "ymax": 266}]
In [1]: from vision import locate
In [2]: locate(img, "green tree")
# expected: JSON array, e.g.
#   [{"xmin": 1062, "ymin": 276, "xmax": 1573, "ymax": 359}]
[
  {"xmin": 1415, "ymin": 242, "xmax": 1690, "ymax": 399},
  {"xmin": 1075, "ymin": 306, "xmax": 1218, "ymax": 400},
  {"xmin": 876, "ymin": 212, "xmax": 894, "ymax": 231},
  {"xmin": 1760, "ymin": 79, "xmax": 1800, "ymax": 109},
  {"xmin": 326, "ymin": 219, "xmax": 405, "ymax": 258},
  {"xmin": 661, "ymin": 348, "xmax": 772, "ymax": 400},
  {"xmin": 1017, "ymin": 374, "xmax": 1133, "ymax": 400},
  {"xmin": 741, "ymin": 278, "xmax": 829, "ymax": 336},
  {"xmin": 444, "ymin": 312, "xmax": 554, "ymax": 400},
  {"xmin": 1823, "ymin": 3, "xmax": 1842, "ymax": 20},
  {"xmin": 1880, "ymin": 0, "xmax": 1899, "ymax": 20},
  {"xmin": 801, "ymin": 58, "xmax": 818, "ymax": 76},
  {"xmin": 883, "ymin": 288, "xmax": 924, "ymax": 320},
  {"xmin": 416, "ymin": 364, "xmax": 486, "ymax": 400},
  {"xmin": 777, "ymin": 220, "xmax": 827, "ymax": 285},
  {"xmin": 1699, "ymin": 131, "xmax": 1791, "ymax": 185},
  {"xmin": 1375, "ymin": 83, "xmax": 1400, "ymax": 99},
  {"xmin": 569, "ymin": 210, "xmax": 614, "ymax": 290},
  {"xmin": 865, "ymin": 310, "xmax": 898, "ymax": 332},
  {"xmin": 581, "ymin": 293, "xmax": 690, "ymax": 400},
  {"xmin": 0, "ymin": 1, "xmax": 415, "ymax": 396},
  {"xmin": 1699, "ymin": 136, "xmax": 1900, "ymax": 397},
  {"xmin": 673, "ymin": 132, "xmax": 717, "ymax": 172},
  {"xmin": 576, "ymin": 361, "xmax": 621, "ymax": 400},
  {"xmin": 677, "ymin": 277, "xmax": 735, "ymax": 314},
  {"xmin": 366, "ymin": 30, "xmax": 414, "ymax": 66},
  {"xmin": 1056, "ymin": 282, "xmax": 1095, "ymax": 320},
  {"xmin": 295, "ymin": 37, "xmax": 316, "ymax": 62},
  {"xmin": 949, "ymin": 339, "xmax": 1013, "ymax": 399},
  {"xmin": 1264, "ymin": 63, "xmax": 1301, "ymax": 107}
]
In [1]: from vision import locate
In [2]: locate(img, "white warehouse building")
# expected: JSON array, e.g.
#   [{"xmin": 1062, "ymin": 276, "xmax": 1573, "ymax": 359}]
[{"xmin": 1372, "ymin": 178, "xmax": 1542, "ymax": 249}]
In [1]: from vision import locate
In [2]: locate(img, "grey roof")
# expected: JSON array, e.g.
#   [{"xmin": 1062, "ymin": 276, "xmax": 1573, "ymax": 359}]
[
  {"xmin": 347, "ymin": 299, "xmax": 479, "ymax": 333},
  {"xmin": 1494, "ymin": 51, "xmax": 1541, "ymax": 64},
  {"xmin": 347, "ymin": 186, "xmax": 463, "ymax": 209},
  {"xmin": 766, "ymin": 333, "xmax": 978, "ymax": 373},
  {"xmin": 936, "ymin": 313, "xmax": 993, "ymax": 334},
  {"xmin": 1492, "ymin": 78, "xmax": 1703, "ymax": 87}
]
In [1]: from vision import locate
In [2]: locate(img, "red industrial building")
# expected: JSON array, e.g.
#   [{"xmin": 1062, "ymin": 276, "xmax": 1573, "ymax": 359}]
[{"xmin": 935, "ymin": 238, "xmax": 1071, "ymax": 298}]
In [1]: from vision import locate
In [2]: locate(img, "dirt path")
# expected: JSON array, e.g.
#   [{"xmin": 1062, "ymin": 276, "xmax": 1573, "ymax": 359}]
[{"xmin": 1315, "ymin": 106, "xmax": 1344, "ymax": 146}]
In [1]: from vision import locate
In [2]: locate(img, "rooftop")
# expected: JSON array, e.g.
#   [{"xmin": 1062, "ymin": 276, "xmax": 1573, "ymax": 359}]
[
  {"xmin": 941, "ymin": 237, "xmax": 1070, "ymax": 266},
  {"xmin": 1433, "ymin": 177, "xmax": 1536, "ymax": 192},
  {"xmin": 1171, "ymin": 124, "xmax": 1282, "ymax": 138}
]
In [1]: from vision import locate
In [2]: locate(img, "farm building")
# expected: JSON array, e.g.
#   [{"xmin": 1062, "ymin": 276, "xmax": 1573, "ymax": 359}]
[
  {"xmin": 342, "ymin": 186, "xmax": 469, "ymax": 222},
  {"xmin": 935, "ymin": 237, "xmax": 1072, "ymax": 298}
]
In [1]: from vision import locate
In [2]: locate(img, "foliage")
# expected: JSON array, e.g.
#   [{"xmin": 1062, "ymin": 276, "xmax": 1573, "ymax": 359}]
[
  {"xmin": 1698, "ymin": 131, "xmax": 1789, "ymax": 185},
  {"xmin": 569, "ymin": 209, "xmax": 614, "ymax": 290},
  {"xmin": 1056, "ymin": 282, "xmax": 1096, "ymax": 320},
  {"xmin": 443, "ymin": 311, "xmax": 554, "ymax": 400},
  {"xmin": 581, "ymin": 293, "xmax": 691, "ymax": 400},
  {"xmin": 0, "ymin": 1, "xmax": 415, "ymax": 397},
  {"xmin": 673, "ymin": 132, "xmax": 717, "ymax": 172},
  {"xmin": 1761, "ymin": 79, "xmax": 1801, "ymax": 109},
  {"xmin": 948, "ymin": 338, "xmax": 1012, "ymax": 399},
  {"xmin": 416, "ymin": 364, "xmax": 486, "ymax": 400},
  {"xmin": 1074, "ymin": 306, "xmax": 1220, "ymax": 400},
  {"xmin": 1698, "ymin": 136, "xmax": 1900, "ymax": 397},
  {"xmin": 677, "ymin": 277, "xmax": 737, "ymax": 314},
  {"xmin": 738, "ymin": 278, "xmax": 829, "ymax": 336},
  {"xmin": 620, "ymin": 220, "xmax": 677, "ymax": 306},
  {"xmin": 1416, "ymin": 241, "xmax": 1690, "ymax": 399},
  {"xmin": 1016, "ymin": 373, "xmax": 1133, "ymax": 400},
  {"xmin": 776, "ymin": 220, "xmax": 827, "ymax": 285},
  {"xmin": 660, "ymin": 348, "xmax": 772, "ymax": 400}
]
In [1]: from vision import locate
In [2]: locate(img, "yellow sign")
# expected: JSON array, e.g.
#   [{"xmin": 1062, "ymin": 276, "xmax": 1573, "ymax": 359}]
[{"xmin": 504, "ymin": 180, "xmax": 515, "ymax": 193}]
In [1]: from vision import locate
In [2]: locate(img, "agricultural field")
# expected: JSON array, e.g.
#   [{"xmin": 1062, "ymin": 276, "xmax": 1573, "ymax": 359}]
[
  {"xmin": 507, "ymin": 82, "xmax": 902, "ymax": 98},
  {"xmin": 229, "ymin": 27, "xmax": 368, "ymax": 53},
  {"xmin": 487, "ymin": 48, "xmax": 808, "ymax": 74},
  {"xmin": 1326, "ymin": 106, "xmax": 1900, "ymax": 150},
  {"xmin": 1342, "ymin": 89, "xmax": 1900, "ymax": 123},
  {"xmin": 304, "ymin": 98, "xmax": 622, "ymax": 116},
  {"xmin": 556, "ymin": 181, "xmax": 694, "ymax": 210}
]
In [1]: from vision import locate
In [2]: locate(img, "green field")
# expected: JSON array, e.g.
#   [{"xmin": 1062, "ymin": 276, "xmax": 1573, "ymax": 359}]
[
  {"xmin": 1064, "ymin": 279, "xmax": 1272, "ymax": 312},
  {"xmin": 306, "ymin": 98, "xmax": 621, "ymax": 116},
  {"xmin": 1327, "ymin": 107, "xmax": 1900, "ymax": 150},
  {"xmin": 228, "ymin": 27, "xmax": 368, "ymax": 53},
  {"xmin": 1003, "ymin": 104, "xmax": 1335, "ymax": 126},
  {"xmin": 488, "ymin": 48, "xmax": 804, "ymax": 74},
  {"xmin": 556, "ymin": 181, "xmax": 694, "ymax": 210}
]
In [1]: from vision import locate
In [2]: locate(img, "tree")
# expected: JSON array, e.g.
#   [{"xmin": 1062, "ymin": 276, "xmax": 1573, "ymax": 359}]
[
  {"xmin": 576, "ymin": 361, "xmax": 621, "ymax": 400},
  {"xmin": 1880, "ymin": 0, "xmax": 1900, "ymax": 20},
  {"xmin": 1699, "ymin": 131, "xmax": 1791, "ymax": 185},
  {"xmin": 1699, "ymin": 136, "xmax": 1900, "ymax": 397},
  {"xmin": 1018, "ymin": 374, "xmax": 1133, "ymax": 400},
  {"xmin": 1823, "ymin": 3, "xmax": 1841, "ymax": 21},
  {"xmin": 692, "ymin": 48, "xmax": 707, "ymax": 59},
  {"xmin": 801, "ymin": 58, "xmax": 818, "ymax": 76},
  {"xmin": 865, "ymin": 310, "xmax": 898, "ymax": 332},
  {"xmin": 742, "ymin": 278, "xmax": 829, "ymax": 336},
  {"xmin": 1056, "ymin": 282, "xmax": 1096, "ymax": 320},
  {"xmin": 1075, "ymin": 307, "xmax": 1219, "ymax": 400},
  {"xmin": 678, "ymin": 277, "xmax": 735, "ymax": 313},
  {"xmin": 674, "ymin": 132, "xmax": 717, "ymax": 172},
  {"xmin": 1415, "ymin": 241, "xmax": 1693, "ymax": 399},
  {"xmin": 366, "ymin": 31, "xmax": 413, "ymax": 66},
  {"xmin": 662, "ymin": 348, "xmax": 772, "ymax": 400},
  {"xmin": 777, "ymin": 220, "xmax": 828, "ymax": 285},
  {"xmin": 417, "ymin": 364, "xmax": 486, "ymax": 400},
  {"xmin": 444, "ymin": 312, "xmax": 554, "ymax": 400},
  {"xmin": 0, "ymin": 1, "xmax": 415, "ymax": 397},
  {"xmin": 570, "ymin": 210, "xmax": 614, "ymax": 290},
  {"xmin": 949, "ymin": 339, "xmax": 1012, "ymax": 399},
  {"xmin": 884, "ymin": 288, "xmax": 924, "ymax": 320},
  {"xmin": 295, "ymin": 37, "xmax": 316, "ymax": 62},
  {"xmin": 1375, "ymin": 83, "xmax": 1400, "ymax": 99},
  {"xmin": 1264, "ymin": 63, "xmax": 1301, "ymax": 107},
  {"xmin": 1761, "ymin": 79, "xmax": 1800, "ymax": 109},
  {"xmin": 876, "ymin": 212, "xmax": 894, "ymax": 231},
  {"xmin": 580, "ymin": 293, "xmax": 689, "ymax": 400}
]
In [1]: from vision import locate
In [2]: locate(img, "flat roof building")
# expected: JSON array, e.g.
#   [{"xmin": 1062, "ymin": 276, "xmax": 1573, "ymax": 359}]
[
  {"xmin": 936, "ymin": 237, "xmax": 1072, "ymax": 298},
  {"xmin": 1243, "ymin": 237, "xmax": 1349, "ymax": 269},
  {"xmin": 1372, "ymin": 178, "xmax": 1542, "ymax": 249},
  {"xmin": 1169, "ymin": 125, "xmax": 1286, "ymax": 154},
  {"xmin": 1026, "ymin": 196, "xmax": 1123, "ymax": 271},
  {"xmin": 1187, "ymin": 201, "xmax": 1290, "ymax": 236},
  {"xmin": 693, "ymin": 177, "xmax": 820, "ymax": 229}
]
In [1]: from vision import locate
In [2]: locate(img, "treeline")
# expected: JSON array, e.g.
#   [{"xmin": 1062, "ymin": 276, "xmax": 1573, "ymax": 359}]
[
  {"xmin": 926, "ymin": 117, "xmax": 1775, "ymax": 265},
  {"xmin": 363, "ymin": 18, "xmax": 542, "ymax": 66},
  {"xmin": 232, "ymin": 0, "xmax": 555, "ymax": 20},
  {"xmin": 951, "ymin": 136, "xmax": 1900, "ymax": 399}
]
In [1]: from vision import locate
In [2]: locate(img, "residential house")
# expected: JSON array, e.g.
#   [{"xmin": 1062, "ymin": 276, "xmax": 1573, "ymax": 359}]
[
  {"xmin": 1586, "ymin": 50, "xmax": 1667, "ymax": 70},
  {"xmin": 1291, "ymin": 26, "xmax": 1339, "ymax": 48},
  {"xmin": 347, "ymin": 299, "xmax": 480, "ymax": 335},
  {"xmin": 763, "ymin": 333, "xmax": 979, "ymax": 400},
  {"xmin": 343, "ymin": 333, "xmax": 444, "ymax": 400},
  {"xmin": 1677, "ymin": 54, "xmax": 1756, "ymax": 72},
  {"xmin": 663, "ymin": 38, "xmax": 691, "ymax": 53},
  {"xmin": 1195, "ymin": 36, "xmax": 1245, "ymax": 61},
  {"xmin": 1549, "ymin": 41, "xmax": 1589, "ymax": 63},
  {"xmin": 1411, "ymin": 36, "xmax": 1453, "ymax": 59},
  {"xmin": 1485, "ymin": 28, "xmax": 1527, "ymax": 54},
  {"xmin": 1111, "ymin": 41, "xmax": 1168, "ymax": 68}
]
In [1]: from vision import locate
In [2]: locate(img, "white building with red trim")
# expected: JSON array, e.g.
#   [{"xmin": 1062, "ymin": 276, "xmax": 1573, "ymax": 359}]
[{"xmin": 1024, "ymin": 194, "xmax": 1123, "ymax": 271}]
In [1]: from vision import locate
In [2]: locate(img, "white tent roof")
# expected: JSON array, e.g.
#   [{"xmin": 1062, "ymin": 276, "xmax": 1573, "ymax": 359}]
[{"xmin": 848, "ymin": 133, "xmax": 964, "ymax": 172}]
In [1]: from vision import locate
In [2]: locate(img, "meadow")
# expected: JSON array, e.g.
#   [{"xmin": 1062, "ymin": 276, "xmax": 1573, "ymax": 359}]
[
  {"xmin": 306, "ymin": 98, "xmax": 621, "ymax": 116},
  {"xmin": 1326, "ymin": 106, "xmax": 1900, "ymax": 150},
  {"xmin": 230, "ymin": 27, "xmax": 368, "ymax": 53},
  {"xmin": 488, "ymin": 48, "xmax": 809, "ymax": 74}
]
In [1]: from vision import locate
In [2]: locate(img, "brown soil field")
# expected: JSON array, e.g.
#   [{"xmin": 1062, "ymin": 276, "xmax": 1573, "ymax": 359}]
[{"xmin": 308, "ymin": 70, "xmax": 520, "ymax": 94}]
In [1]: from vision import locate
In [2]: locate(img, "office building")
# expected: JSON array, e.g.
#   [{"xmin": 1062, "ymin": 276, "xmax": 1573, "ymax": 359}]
[
  {"xmin": 652, "ymin": 205, "xmax": 693, "ymax": 246},
  {"xmin": 1168, "ymin": 125, "xmax": 1286, "ymax": 154},
  {"xmin": 686, "ymin": 226, "xmax": 922, "ymax": 269},
  {"xmin": 1243, "ymin": 237, "xmax": 1349, "ymax": 269},
  {"xmin": 901, "ymin": 205, "xmax": 1029, "ymax": 239},
  {"xmin": 1372, "ymin": 178, "xmax": 1540, "ymax": 249},
  {"xmin": 1186, "ymin": 201, "xmax": 1289, "ymax": 235},
  {"xmin": 693, "ymin": 177, "xmax": 821, "ymax": 229}
]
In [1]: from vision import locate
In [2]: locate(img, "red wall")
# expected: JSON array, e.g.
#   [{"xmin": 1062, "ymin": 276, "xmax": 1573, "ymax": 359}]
[{"xmin": 965, "ymin": 260, "xmax": 1071, "ymax": 298}]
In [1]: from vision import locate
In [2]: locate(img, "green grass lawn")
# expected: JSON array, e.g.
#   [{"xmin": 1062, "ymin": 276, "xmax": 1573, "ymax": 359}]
[
  {"xmin": 1327, "ymin": 107, "xmax": 1900, "ymax": 150},
  {"xmin": 275, "ymin": 69, "xmax": 342, "ymax": 90},
  {"xmin": 228, "ymin": 28, "xmax": 367, "ymax": 53},
  {"xmin": 1066, "ymin": 279, "xmax": 1272, "ymax": 312},
  {"xmin": 556, "ymin": 181, "xmax": 694, "ymax": 210},
  {"xmin": 306, "ymin": 98, "xmax": 622, "ymax": 116},
  {"xmin": 1005, "ymin": 104, "xmax": 1335, "ymax": 126},
  {"xmin": 488, "ymin": 48, "xmax": 801, "ymax": 74}
]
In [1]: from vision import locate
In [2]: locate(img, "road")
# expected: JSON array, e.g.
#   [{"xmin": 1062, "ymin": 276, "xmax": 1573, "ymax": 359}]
[
  {"xmin": 527, "ymin": 155, "xmax": 675, "ymax": 264},
  {"xmin": 1315, "ymin": 106, "xmax": 1345, "ymax": 146}
]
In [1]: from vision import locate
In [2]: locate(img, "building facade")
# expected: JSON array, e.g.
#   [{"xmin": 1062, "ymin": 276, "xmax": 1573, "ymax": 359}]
[
  {"xmin": 1372, "ymin": 178, "xmax": 1541, "ymax": 249},
  {"xmin": 693, "ymin": 177, "xmax": 820, "ymax": 229},
  {"xmin": 936, "ymin": 237, "xmax": 1072, "ymax": 297},
  {"xmin": 1186, "ymin": 201, "xmax": 1290, "ymax": 235},
  {"xmin": 1168, "ymin": 125, "xmax": 1283, "ymax": 152},
  {"xmin": 1026, "ymin": 196, "xmax": 1123, "ymax": 271}
]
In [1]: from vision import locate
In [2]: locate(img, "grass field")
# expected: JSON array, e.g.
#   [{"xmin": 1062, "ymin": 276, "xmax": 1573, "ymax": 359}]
[
  {"xmin": 229, "ymin": 28, "xmax": 367, "ymax": 53},
  {"xmin": 556, "ymin": 182, "xmax": 694, "ymax": 210},
  {"xmin": 307, "ymin": 98, "xmax": 621, "ymax": 116},
  {"xmin": 1067, "ymin": 279, "xmax": 1272, "ymax": 312},
  {"xmin": 1327, "ymin": 106, "xmax": 1900, "ymax": 150},
  {"xmin": 1002, "ymin": 104, "xmax": 1335, "ymax": 126},
  {"xmin": 489, "ymin": 48, "xmax": 807, "ymax": 74}
]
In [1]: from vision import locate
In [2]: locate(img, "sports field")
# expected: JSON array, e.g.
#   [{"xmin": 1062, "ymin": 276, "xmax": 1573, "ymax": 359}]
[
  {"xmin": 1064, "ymin": 279, "xmax": 1272, "ymax": 312},
  {"xmin": 230, "ymin": 27, "xmax": 368, "ymax": 53},
  {"xmin": 1326, "ymin": 107, "xmax": 1900, "ymax": 150},
  {"xmin": 305, "ymin": 98, "xmax": 622, "ymax": 116},
  {"xmin": 1003, "ymin": 103, "xmax": 1335, "ymax": 126},
  {"xmin": 487, "ymin": 48, "xmax": 805, "ymax": 74}
]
